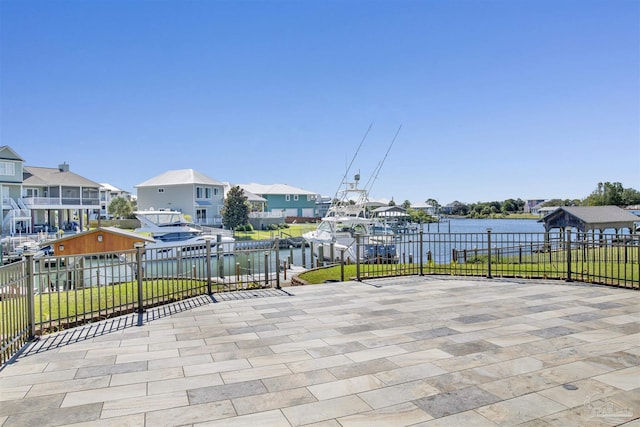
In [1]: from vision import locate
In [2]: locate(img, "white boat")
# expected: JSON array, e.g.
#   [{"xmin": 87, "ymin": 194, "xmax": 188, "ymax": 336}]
[
  {"xmin": 303, "ymin": 174, "xmax": 398, "ymax": 263},
  {"xmin": 134, "ymin": 210, "xmax": 235, "ymax": 257}
]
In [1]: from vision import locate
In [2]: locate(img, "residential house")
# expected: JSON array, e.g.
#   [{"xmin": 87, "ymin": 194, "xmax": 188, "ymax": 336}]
[
  {"xmin": 96, "ymin": 183, "xmax": 133, "ymax": 219},
  {"xmin": 1, "ymin": 146, "xmax": 101, "ymax": 234},
  {"xmin": 135, "ymin": 169, "xmax": 225, "ymax": 226},
  {"xmin": 411, "ymin": 203, "xmax": 437, "ymax": 216},
  {"xmin": 524, "ymin": 199, "xmax": 547, "ymax": 215},
  {"xmin": 238, "ymin": 183, "xmax": 319, "ymax": 219}
]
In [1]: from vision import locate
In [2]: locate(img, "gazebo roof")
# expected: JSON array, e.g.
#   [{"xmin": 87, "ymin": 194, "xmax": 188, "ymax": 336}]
[
  {"xmin": 539, "ymin": 206, "xmax": 640, "ymax": 232},
  {"xmin": 372, "ymin": 206, "xmax": 409, "ymax": 218}
]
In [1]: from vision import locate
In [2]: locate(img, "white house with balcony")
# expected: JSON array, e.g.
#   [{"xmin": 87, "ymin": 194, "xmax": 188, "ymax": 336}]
[
  {"xmin": 135, "ymin": 169, "xmax": 225, "ymax": 226},
  {"xmin": 1, "ymin": 145, "xmax": 102, "ymax": 235}
]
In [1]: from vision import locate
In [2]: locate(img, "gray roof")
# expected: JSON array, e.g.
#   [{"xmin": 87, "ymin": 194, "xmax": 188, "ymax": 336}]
[
  {"xmin": 0, "ymin": 146, "xmax": 24, "ymax": 161},
  {"xmin": 23, "ymin": 166, "xmax": 101, "ymax": 187},
  {"xmin": 136, "ymin": 169, "xmax": 224, "ymax": 188},
  {"xmin": 239, "ymin": 183, "xmax": 317, "ymax": 196},
  {"xmin": 540, "ymin": 206, "xmax": 640, "ymax": 231},
  {"xmin": 223, "ymin": 183, "xmax": 266, "ymax": 203},
  {"xmin": 373, "ymin": 206, "xmax": 409, "ymax": 217}
]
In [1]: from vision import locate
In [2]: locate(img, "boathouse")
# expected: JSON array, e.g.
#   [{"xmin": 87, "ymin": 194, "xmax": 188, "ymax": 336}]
[
  {"xmin": 539, "ymin": 206, "xmax": 639, "ymax": 234},
  {"xmin": 41, "ymin": 227, "xmax": 154, "ymax": 256}
]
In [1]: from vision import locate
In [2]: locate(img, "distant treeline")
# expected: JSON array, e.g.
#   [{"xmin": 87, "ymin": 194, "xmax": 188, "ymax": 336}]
[{"xmin": 417, "ymin": 182, "xmax": 640, "ymax": 219}]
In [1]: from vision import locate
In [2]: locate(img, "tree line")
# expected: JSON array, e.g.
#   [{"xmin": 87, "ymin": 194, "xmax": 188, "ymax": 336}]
[{"xmin": 418, "ymin": 181, "xmax": 640, "ymax": 218}]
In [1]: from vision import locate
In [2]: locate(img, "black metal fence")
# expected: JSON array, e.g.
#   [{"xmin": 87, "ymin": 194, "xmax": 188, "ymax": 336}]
[
  {"xmin": 354, "ymin": 230, "xmax": 639, "ymax": 288},
  {"xmin": 1, "ymin": 238, "xmax": 285, "ymax": 365},
  {"xmin": 2, "ymin": 230, "xmax": 638, "ymax": 366}
]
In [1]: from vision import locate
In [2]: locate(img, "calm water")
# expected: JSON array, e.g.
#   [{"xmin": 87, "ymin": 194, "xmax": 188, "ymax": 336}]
[{"xmin": 423, "ymin": 218, "xmax": 544, "ymax": 234}]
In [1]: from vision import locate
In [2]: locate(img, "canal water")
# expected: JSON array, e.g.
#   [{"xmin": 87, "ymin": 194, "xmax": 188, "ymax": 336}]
[
  {"xmin": 142, "ymin": 218, "xmax": 610, "ymax": 277},
  {"xmin": 424, "ymin": 218, "xmax": 544, "ymax": 233}
]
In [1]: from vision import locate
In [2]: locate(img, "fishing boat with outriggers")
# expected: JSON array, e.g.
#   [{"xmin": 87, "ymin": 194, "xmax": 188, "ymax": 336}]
[
  {"xmin": 302, "ymin": 124, "xmax": 403, "ymax": 264},
  {"xmin": 303, "ymin": 172, "xmax": 398, "ymax": 264}
]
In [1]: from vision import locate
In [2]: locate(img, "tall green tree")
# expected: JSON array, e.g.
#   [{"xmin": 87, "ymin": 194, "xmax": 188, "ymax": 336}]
[
  {"xmin": 221, "ymin": 186, "xmax": 249, "ymax": 229},
  {"xmin": 401, "ymin": 200, "xmax": 411, "ymax": 209},
  {"xmin": 108, "ymin": 197, "xmax": 133, "ymax": 219},
  {"xmin": 425, "ymin": 198, "xmax": 440, "ymax": 215},
  {"xmin": 584, "ymin": 182, "xmax": 625, "ymax": 206},
  {"xmin": 621, "ymin": 187, "xmax": 640, "ymax": 205}
]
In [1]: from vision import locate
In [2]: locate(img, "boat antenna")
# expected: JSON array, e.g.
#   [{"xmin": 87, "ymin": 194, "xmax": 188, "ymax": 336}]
[
  {"xmin": 332, "ymin": 123, "xmax": 373, "ymax": 200},
  {"xmin": 365, "ymin": 125, "xmax": 402, "ymax": 194}
]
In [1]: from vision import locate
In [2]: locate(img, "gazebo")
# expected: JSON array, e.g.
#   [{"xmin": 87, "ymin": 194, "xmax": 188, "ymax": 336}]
[
  {"xmin": 372, "ymin": 205, "xmax": 409, "ymax": 219},
  {"xmin": 539, "ymin": 206, "xmax": 639, "ymax": 234}
]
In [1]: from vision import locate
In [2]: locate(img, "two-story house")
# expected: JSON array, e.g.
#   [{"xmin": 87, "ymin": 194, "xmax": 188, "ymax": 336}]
[
  {"xmin": 135, "ymin": 169, "xmax": 225, "ymax": 226},
  {"xmin": 1, "ymin": 146, "xmax": 101, "ymax": 234},
  {"xmin": 96, "ymin": 183, "xmax": 134, "ymax": 219},
  {"xmin": 238, "ymin": 183, "xmax": 319, "ymax": 219}
]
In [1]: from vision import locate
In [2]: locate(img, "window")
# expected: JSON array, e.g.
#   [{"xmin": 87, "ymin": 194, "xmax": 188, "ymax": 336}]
[
  {"xmin": 294, "ymin": 195, "xmax": 299, "ymax": 201},
  {"xmin": 197, "ymin": 187, "xmax": 212, "ymax": 199},
  {"xmin": 25, "ymin": 188, "xmax": 39, "ymax": 197},
  {"xmin": 0, "ymin": 162, "xmax": 15, "ymax": 176},
  {"xmin": 158, "ymin": 188, "xmax": 164, "ymax": 193},
  {"xmin": 285, "ymin": 194, "xmax": 291, "ymax": 201},
  {"xmin": 213, "ymin": 188, "xmax": 219, "ymax": 196}
]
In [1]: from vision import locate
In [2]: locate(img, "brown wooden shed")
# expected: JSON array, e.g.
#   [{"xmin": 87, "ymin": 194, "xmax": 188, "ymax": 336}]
[
  {"xmin": 539, "ymin": 206, "xmax": 640, "ymax": 233},
  {"xmin": 42, "ymin": 227, "xmax": 154, "ymax": 256}
]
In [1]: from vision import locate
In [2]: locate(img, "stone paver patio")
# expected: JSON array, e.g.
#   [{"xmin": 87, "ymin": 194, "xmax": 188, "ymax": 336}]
[{"xmin": 1, "ymin": 276, "xmax": 639, "ymax": 426}]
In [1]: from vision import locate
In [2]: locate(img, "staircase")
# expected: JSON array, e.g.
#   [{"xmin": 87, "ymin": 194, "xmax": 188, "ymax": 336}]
[{"xmin": 2, "ymin": 198, "xmax": 32, "ymax": 234}]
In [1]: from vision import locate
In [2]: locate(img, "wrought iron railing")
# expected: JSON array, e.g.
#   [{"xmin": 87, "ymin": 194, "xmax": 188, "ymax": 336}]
[
  {"xmin": 353, "ymin": 230, "xmax": 639, "ymax": 288},
  {"xmin": 1, "ymin": 230, "xmax": 638, "ymax": 366}
]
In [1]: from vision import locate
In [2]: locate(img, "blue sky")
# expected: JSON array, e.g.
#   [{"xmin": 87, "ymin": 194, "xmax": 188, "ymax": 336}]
[{"xmin": 1, "ymin": 0, "xmax": 638, "ymax": 205}]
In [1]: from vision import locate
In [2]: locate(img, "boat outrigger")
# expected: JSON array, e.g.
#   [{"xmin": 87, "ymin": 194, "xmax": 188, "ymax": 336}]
[{"xmin": 303, "ymin": 172, "xmax": 398, "ymax": 263}]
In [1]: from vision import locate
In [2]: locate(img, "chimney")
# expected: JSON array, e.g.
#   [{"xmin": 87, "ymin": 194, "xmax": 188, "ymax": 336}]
[{"xmin": 59, "ymin": 162, "xmax": 69, "ymax": 172}]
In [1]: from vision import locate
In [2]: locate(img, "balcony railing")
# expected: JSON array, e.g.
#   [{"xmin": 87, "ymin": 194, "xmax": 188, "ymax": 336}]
[
  {"xmin": 249, "ymin": 211, "xmax": 286, "ymax": 219},
  {"xmin": 21, "ymin": 197, "xmax": 100, "ymax": 207}
]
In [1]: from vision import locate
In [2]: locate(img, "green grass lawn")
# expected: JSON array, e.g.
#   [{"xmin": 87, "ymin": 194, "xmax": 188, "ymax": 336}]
[
  {"xmin": 24, "ymin": 278, "xmax": 211, "ymax": 333},
  {"xmin": 234, "ymin": 223, "xmax": 317, "ymax": 241},
  {"xmin": 297, "ymin": 245, "xmax": 639, "ymax": 288}
]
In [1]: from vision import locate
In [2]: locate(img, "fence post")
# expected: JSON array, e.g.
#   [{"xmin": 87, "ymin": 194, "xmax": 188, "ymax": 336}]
[
  {"xmin": 134, "ymin": 242, "xmax": 145, "ymax": 315},
  {"xmin": 419, "ymin": 229, "xmax": 424, "ymax": 276},
  {"xmin": 264, "ymin": 251, "xmax": 269, "ymax": 286},
  {"xmin": 205, "ymin": 236, "xmax": 212, "ymax": 295},
  {"xmin": 356, "ymin": 233, "xmax": 361, "ymax": 281},
  {"xmin": 275, "ymin": 238, "xmax": 281, "ymax": 289},
  {"xmin": 340, "ymin": 248, "xmax": 345, "ymax": 282},
  {"xmin": 301, "ymin": 243, "xmax": 306, "ymax": 268},
  {"xmin": 330, "ymin": 242, "xmax": 335, "ymax": 263},
  {"xmin": 565, "ymin": 228, "xmax": 572, "ymax": 282},
  {"xmin": 486, "ymin": 229, "xmax": 492, "ymax": 279},
  {"xmin": 25, "ymin": 253, "xmax": 36, "ymax": 340},
  {"xmin": 217, "ymin": 235, "xmax": 224, "ymax": 279}
]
